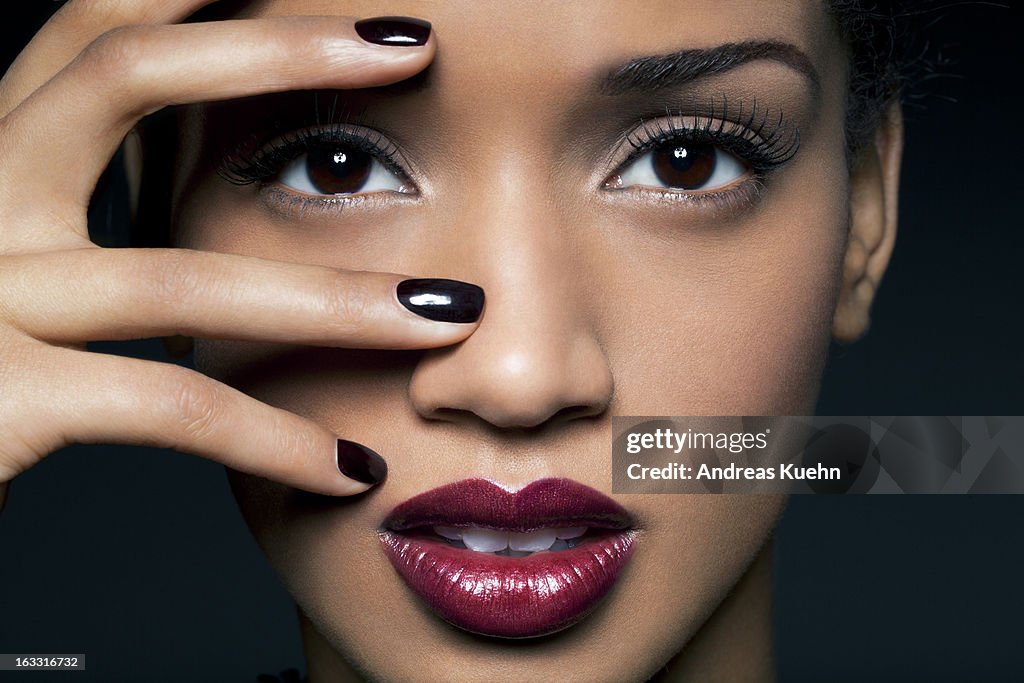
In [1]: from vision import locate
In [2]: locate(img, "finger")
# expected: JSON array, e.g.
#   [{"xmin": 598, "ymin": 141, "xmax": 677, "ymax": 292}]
[
  {"xmin": 0, "ymin": 344, "xmax": 384, "ymax": 495},
  {"xmin": 0, "ymin": 248, "xmax": 484, "ymax": 347},
  {"xmin": 0, "ymin": 0, "xmax": 220, "ymax": 117},
  {"xmin": 0, "ymin": 16, "xmax": 435, "ymax": 217}
]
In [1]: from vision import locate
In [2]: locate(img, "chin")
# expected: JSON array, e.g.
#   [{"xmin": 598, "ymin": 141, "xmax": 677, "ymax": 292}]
[{"xmin": 228, "ymin": 465, "xmax": 787, "ymax": 682}]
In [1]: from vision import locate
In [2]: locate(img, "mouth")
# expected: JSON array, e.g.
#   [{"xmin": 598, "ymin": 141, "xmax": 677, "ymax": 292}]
[{"xmin": 378, "ymin": 478, "xmax": 637, "ymax": 639}]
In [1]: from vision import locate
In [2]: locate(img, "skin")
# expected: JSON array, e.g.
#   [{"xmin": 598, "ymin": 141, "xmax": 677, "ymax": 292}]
[{"xmin": 0, "ymin": 1, "xmax": 901, "ymax": 681}]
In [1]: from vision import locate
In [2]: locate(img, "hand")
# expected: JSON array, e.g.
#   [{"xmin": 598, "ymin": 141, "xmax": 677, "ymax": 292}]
[{"xmin": 0, "ymin": 1, "xmax": 475, "ymax": 510}]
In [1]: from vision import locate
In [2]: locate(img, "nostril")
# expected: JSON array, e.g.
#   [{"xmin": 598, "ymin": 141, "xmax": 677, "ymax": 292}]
[
  {"xmin": 422, "ymin": 403, "xmax": 607, "ymax": 433},
  {"xmin": 406, "ymin": 300, "xmax": 615, "ymax": 433},
  {"xmin": 551, "ymin": 403, "xmax": 608, "ymax": 423}
]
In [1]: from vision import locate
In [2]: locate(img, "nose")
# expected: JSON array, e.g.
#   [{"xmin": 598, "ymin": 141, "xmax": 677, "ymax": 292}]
[{"xmin": 407, "ymin": 185, "xmax": 614, "ymax": 431}]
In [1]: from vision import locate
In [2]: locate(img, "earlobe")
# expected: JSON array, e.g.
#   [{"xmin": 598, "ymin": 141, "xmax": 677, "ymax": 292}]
[{"xmin": 832, "ymin": 102, "xmax": 904, "ymax": 343}]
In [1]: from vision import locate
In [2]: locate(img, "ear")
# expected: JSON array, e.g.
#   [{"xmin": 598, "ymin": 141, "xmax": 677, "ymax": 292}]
[{"xmin": 832, "ymin": 102, "xmax": 903, "ymax": 343}]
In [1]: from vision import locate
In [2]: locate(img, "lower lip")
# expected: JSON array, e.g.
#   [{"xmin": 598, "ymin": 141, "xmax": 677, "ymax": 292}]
[{"xmin": 379, "ymin": 530, "xmax": 636, "ymax": 638}]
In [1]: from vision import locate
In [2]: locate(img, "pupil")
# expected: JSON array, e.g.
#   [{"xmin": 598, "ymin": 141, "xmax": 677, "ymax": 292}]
[
  {"xmin": 306, "ymin": 146, "xmax": 372, "ymax": 194},
  {"xmin": 652, "ymin": 143, "xmax": 716, "ymax": 189}
]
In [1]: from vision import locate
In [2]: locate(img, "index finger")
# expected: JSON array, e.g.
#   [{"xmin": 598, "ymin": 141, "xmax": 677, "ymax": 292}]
[
  {"xmin": 0, "ymin": 15, "xmax": 436, "ymax": 220},
  {"xmin": 0, "ymin": 0, "xmax": 221, "ymax": 117},
  {"xmin": 2, "ymin": 248, "xmax": 485, "ymax": 348}
]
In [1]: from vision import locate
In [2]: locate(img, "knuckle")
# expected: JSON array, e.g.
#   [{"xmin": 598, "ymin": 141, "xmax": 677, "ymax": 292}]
[
  {"xmin": 64, "ymin": 0, "xmax": 136, "ymax": 27},
  {"xmin": 0, "ymin": 275, "xmax": 15, "ymax": 326},
  {"xmin": 0, "ymin": 336, "xmax": 22, "ymax": 390},
  {"xmin": 325, "ymin": 272, "xmax": 371, "ymax": 337},
  {"xmin": 0, "ymin": 340, "xmax": 62, "ymax": 479},
  {"xmin": 273, "ymin": 422, "xmax": 318, "ymax": 474},
  {"xmin": 0, "ymin": 333, "xmax": 42, "ymax": 404},
  {"xmin": 81, "ymin": 26, "xmax": 156, "ymax": 89},
  {"xmin": 0, "ymin": 432, "xmax": 33, "ymax": 482},
  {"xmin": 0, "ymin": 422, "xmax": 58, "ymax": 483},
  {"xmin": 146, "ymin": 249, "xmax": 205, "ymax": 324},
  {"xmin": 165, "ymin": 369, "xmax": 224, "ymax": 443}
]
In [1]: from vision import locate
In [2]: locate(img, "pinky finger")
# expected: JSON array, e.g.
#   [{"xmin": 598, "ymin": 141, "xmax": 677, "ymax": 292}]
[{"xmin": 0, "ymin": 346, "xmax": 385, "ymax": 496}]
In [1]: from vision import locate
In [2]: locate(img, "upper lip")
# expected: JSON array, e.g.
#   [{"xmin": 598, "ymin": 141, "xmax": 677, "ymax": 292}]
[{"xmin": 381, "ymin": 477, "xmax": 635, "ymax": 532}]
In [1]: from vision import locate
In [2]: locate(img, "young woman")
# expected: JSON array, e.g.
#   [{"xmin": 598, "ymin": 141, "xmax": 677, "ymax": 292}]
[{"xmin": 0, "ymin": 1, "xmax": 904, "ymax": 680}]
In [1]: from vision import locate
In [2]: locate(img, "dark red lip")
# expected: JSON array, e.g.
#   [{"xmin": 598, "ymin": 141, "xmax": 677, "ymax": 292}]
[{"xmin": 379, "ymin": 478, "xmax": 637, "ymax": 638}]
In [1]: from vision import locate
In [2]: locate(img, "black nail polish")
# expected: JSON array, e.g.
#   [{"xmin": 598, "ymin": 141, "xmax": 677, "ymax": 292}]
[
  {"xmin": 397, "ymin": 278, "xmax": 485, "ymax": 323},
  {"xmin": 354, "ymin": 16, "xmax": 431, "ymax": 47},
  {"xmin": 336, "ymin": 439, "xmax": 387, "ymax": 485}
]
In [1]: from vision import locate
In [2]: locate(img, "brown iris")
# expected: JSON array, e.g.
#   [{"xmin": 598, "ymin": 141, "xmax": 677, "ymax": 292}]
[
  {"xmin": 651, "ymin": 143, "xmax": 716, "ymax": 190},
  {"xmin": 305, "ymin": 146, "xmax": 372, "ymax": 194}
]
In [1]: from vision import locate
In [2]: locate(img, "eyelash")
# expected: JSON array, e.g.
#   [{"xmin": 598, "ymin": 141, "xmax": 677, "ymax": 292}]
[
  {"xmin": 217, "ymin": 99, "xmax": 799, "ymax": 214},
  {"xmin": 623, "ymin": 102, "xmax": 798, "ymax": 172},
  {"xmin": 220, "ymin": 124, "xmax": 412, "ymax": 191},
  {"xmin": 607, "ymin": 99, "xmax": 800, "ymax": 207}
]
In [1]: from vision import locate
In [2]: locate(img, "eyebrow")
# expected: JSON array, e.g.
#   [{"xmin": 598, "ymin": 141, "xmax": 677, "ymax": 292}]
[{"xmin": 600, "ymin": 41, "xmax": 820, "ymax": 96}]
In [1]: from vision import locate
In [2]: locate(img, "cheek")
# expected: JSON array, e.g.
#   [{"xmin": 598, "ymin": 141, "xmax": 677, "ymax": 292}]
[
  {"xmin": 174, "ymin": 87, "xmax": 849, "ymax": 679},
  {"xmin": 593, "ymin": 178, "xmax": 849, "ymax": 417},
  {"xmin": 625, "ymin": 493, "xmax": 787, "ymax": 667}
]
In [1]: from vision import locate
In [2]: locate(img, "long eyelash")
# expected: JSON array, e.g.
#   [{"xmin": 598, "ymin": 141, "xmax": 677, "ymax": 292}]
[
  {"xmin": 620, "ymin": 96, "xmax": 800, "ymax": 173},
  {"xmin": 218, "ymin": 123, "xmax": 408, "ymax": 187}
]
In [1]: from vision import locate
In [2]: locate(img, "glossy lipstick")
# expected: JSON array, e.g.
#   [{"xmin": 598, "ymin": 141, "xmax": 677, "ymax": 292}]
[{"xmin": 379, "ymin": 478, "xmax": 636, "ymax": 638}]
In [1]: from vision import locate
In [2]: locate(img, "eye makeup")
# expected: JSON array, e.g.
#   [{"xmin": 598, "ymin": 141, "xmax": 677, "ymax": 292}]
[
  {"xmin": 601, "ymin": 96, "xmax": 800, "ymax": 211},
  {"xmin": 210, "ymin": 89, "xmax": 801, "ymax": 220},
  {"xmin": 217, "ymin": 122, "xmax": 418, "ymax": 215},
  {"xmin": 200, "ymin": 89, "xmax": 423, "ymax": 217}
]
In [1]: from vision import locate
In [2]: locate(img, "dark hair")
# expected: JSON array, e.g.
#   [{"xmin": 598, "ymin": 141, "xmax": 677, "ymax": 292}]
[{"xmin": 828, "ymin": 1, "xmax": 930, "ymax": 156}]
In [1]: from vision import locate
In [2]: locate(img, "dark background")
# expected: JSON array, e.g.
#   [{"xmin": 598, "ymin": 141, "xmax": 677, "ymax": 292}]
[{"xmin": 0, "ymin": 3, "xmax": 1021, "ymax": 682}]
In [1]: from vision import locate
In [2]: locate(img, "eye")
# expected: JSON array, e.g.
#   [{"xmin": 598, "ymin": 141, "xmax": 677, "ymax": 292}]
[
  {"xmin": 610, "ymin": 140, "xmax": 749, "ymax": 192},
  {"xmin": 277, "ymin": 144, "xmax": 409, "ymax": 196}
]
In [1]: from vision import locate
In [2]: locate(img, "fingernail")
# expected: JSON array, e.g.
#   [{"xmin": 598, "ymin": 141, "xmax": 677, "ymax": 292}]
[
  {"xmin": 397, "ymin": 278, "xmax": 485, "ymax": 323},
  {"xmin": 354, "ymin": 16, "xmax": 432, "ymax": 47},
  {"xmin": 336, "ymin": 439, "xmax": 388, "ymax": 485}
]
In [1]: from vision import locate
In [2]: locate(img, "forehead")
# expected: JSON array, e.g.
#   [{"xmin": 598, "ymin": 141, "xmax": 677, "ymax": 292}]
[{"xmin": 228, "ymin": 0, "xmax": 841, "ymax": 95}]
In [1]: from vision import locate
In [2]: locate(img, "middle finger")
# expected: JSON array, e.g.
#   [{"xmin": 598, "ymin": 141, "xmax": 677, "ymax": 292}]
[{"xmin": 0, "ymin": 16, "xmax": 435, "ymax": 228}]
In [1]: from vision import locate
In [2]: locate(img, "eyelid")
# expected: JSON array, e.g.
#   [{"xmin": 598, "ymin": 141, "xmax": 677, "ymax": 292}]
[
  {"xmin": 218, "ymin": 123, "xmax": 416, "ymax": 190},
  {"xmin": 607, "ymin": 102, "xmax": 800, "ymax": 175},
  {"xmin": 613, "ymin": 144, "xmax": 750, "ymax": 194}
]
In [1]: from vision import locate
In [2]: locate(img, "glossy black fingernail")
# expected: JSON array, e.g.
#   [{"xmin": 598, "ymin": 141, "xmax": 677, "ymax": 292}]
[
  {"xmin": 336, "ymin": 439, "xmax": 387, "ymax": 485},
  {"xmin": 397, "ymin": 278, "xmax": 485, "ymax": 323},
  {"xmin": 355, "ymin": 16, "xmax": 431, "ymax": 46}
]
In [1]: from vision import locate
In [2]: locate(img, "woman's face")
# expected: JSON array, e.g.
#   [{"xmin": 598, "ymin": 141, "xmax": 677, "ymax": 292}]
[{"xmin": 171, "ymin": 0, "xmax": 852, "ymax": 680}]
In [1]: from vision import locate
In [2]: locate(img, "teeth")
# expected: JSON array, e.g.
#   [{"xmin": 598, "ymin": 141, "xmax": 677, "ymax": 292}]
[
  {"xmin": 555, "ymin": 526, "xmax": 587, "ymax": 540},
  {"xmin": 509, "ymin": 528, "xmax": 558, "ymax": 552},
  {"xmin": 460, "ymin": 528, "xmax": 509, "ymax": 552},
  {"xmin": 434, "ymin": 526, "xmax": 463, "ymax": 541},
  {"xmin": 431, "ymin": 525, "xmax": 589, "ymax": 554}
]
